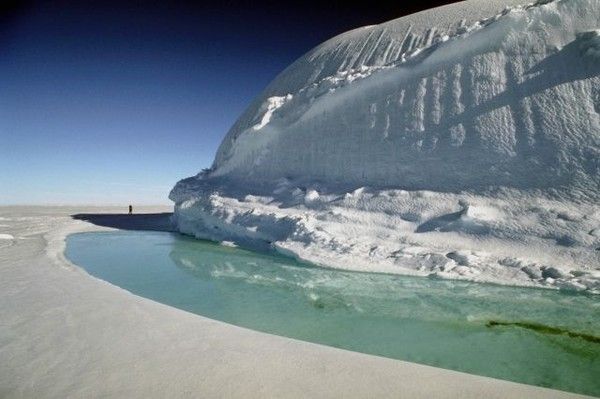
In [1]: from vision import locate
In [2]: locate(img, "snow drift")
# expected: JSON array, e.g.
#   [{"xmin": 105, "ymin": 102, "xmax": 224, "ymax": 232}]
[{"xmin": 171, "ymin": 0, "xmax": 600, "ymax": 292}]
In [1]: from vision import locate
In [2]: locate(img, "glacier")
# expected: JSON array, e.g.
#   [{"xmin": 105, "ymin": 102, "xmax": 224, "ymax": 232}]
[{"xmin": 171, "ymin": 0, "xmax": 600, "ymax": 293}]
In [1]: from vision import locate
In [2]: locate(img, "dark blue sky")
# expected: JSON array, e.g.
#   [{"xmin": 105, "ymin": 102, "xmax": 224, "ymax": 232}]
[{"xmin": 0, "ymin": 0, "xmax": 456, "ymax": 205}]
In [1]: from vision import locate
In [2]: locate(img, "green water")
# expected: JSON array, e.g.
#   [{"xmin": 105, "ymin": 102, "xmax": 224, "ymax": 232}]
[{"xmin": 66, "ymin": 231, "xmax": 600, "ymax": 396}]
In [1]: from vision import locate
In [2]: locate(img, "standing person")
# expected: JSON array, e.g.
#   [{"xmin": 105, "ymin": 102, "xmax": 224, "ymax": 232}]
[{"xmin": 128, "ymin": 204, "xmax": 133, "ymax": 215}]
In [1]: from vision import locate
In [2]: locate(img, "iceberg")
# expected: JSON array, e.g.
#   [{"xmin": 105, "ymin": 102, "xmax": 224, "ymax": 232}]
[{"xmin": 170, "ymin": 0, "xmax": 600, "ymax": 292}]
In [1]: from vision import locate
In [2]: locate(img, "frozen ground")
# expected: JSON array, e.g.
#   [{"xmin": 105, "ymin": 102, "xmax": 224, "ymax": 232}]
[
  {"xmin": 171, "ymin": 0, "xmax": 600, "ymax": 292},
  {"xmin": 0, "ymin": 206, "xmax": 592, "ymax": 398}
]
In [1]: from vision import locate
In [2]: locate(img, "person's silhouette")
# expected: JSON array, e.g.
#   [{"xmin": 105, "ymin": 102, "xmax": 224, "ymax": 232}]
[{"xmin": 128, "ymin": 205, "xmax": 133, "ymax": 215}]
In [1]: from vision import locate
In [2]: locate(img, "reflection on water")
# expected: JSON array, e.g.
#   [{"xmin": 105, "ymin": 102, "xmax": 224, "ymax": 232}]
[{"xmin": 67, "ymin": 231, "xmax": 600, "ymax": 396}]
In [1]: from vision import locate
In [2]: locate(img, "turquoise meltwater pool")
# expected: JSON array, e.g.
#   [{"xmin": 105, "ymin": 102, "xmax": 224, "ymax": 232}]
[{"xmin": 66, "ymin": 231, "xmax": 600, "ymax": 396}]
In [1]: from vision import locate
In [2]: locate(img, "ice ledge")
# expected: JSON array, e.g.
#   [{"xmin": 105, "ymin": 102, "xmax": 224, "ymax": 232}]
[{"xmin": 170, "ymin": 181, "xmax": 600, "ymax": 294}]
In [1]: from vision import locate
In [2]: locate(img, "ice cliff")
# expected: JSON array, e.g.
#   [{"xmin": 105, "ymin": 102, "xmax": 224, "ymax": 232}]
[{"xmin": 171, "ymin": 0, "xmax": 600, "ymax": 292}]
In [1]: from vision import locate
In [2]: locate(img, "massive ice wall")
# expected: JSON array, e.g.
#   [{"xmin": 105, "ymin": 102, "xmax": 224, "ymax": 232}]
[
  {"xmin": 169, "ymin": 0, "xmax": 600, "ymax": 292},
  {"xmin": 197, "ymin": 0, "xmax": 599, "ymax": 199}
]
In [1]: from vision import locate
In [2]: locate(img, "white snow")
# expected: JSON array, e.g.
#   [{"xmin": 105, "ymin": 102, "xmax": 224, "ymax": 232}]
[
  {"xmin": 252, "ymin": 94, "xmax": 293, "ymax": 130},
  {"xmin": 171, "ymin": 0, "xmax": 600, "ymax": 293},
  {"xmin": 0, "ymin": 233, "xmax": 15, "ymax": 249}
]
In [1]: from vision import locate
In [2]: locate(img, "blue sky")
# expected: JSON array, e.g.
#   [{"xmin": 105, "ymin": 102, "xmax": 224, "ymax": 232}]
[{"xmin": 0, "ymin": 1, "xmax": 453, "ymax": 205}]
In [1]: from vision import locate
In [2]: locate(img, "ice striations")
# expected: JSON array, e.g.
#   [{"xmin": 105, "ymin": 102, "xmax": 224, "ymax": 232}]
[{"xmin": 171, "ymin": 0, "xmax": 600, "ymax": 293}]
